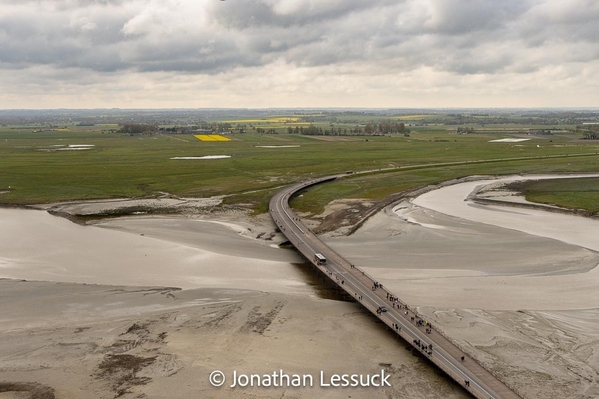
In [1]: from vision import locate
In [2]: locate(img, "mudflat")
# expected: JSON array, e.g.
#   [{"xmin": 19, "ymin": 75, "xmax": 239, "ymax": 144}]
[
  {"xmin": 325, "ymin": 175, "xmax": 599, "ymax": 398},
  {"xmin": 2, "ymin": 174, "xmax": 599, "ymax": 398},
  {"xmin": 0, "ymin": 280, "xmax": 466, "ymax": 399},
  {"xmin": 0, "ymin": 206, "xmax": 466, "ymax": 399}
]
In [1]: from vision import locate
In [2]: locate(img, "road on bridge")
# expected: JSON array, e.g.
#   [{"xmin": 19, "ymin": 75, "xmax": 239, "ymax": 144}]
[{"xmin": 270, "ymin": 176, "xmax": 523, "ymax": 399}]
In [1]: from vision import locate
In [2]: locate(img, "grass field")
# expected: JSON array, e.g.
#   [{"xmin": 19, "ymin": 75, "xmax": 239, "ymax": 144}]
[
  {"xmin": 505, "ymin": 177, "xmax": 599, "ymax": 215},
  {"xmin": 1, "ymin": 125, "xmax": 598, "ymax": 214}
]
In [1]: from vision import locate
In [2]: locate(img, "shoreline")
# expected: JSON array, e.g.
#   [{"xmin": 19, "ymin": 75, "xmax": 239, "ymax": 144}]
[{"xmin": 2, "ymin": 171, "xmax": 597, "ymax": 235}]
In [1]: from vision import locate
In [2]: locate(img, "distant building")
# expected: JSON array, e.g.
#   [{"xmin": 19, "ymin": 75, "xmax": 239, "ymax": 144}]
[{"xmin": 455, "ymin": 127, "xmax": 473, "ymax": 134}]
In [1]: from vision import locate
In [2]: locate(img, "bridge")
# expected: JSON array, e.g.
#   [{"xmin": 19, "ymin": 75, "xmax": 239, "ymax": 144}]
[{"xmin": 270, "ymin": 175, "xmax": 523, "ymax": 399}]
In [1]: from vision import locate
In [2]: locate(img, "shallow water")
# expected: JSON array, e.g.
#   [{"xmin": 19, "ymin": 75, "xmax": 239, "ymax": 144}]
[
  {"xmin": 0, "ymin": 208, "xmax": 308, "ymax": 294},
  {"xmin": 413, "ymin": 174, "xmax": 599, "ymax": 252}
]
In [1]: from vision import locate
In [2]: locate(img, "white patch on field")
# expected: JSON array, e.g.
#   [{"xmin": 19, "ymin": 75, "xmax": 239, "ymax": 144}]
[
  {"xmin": 39, "ymin": 144, "xmax": 95, "ymax": 151},
  {"xmin": 255, "ymin": 145, "xmax": 300, "ymax": 148},
  {"xmin": 170, "ymin": 155, "xmax": 231, "ymax": 160},
  {"xmin": 488, "ymin": 138, "xmax": 531, "ymax": 143}
]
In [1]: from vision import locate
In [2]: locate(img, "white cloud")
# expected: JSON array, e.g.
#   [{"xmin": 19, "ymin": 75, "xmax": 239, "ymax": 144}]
[{"xmin": 0, "ymin": 0, "xmax": 597, "ymax": 108}]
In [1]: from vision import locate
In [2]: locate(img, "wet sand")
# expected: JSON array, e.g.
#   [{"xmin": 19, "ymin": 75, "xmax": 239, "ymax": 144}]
[
  {"xmin": 0, "ymin": 208, "xmax": 307, "ymax": 294},
  {"xmin": 3, "ymin": 174, "xmax": 599, "ymax": 398},
  {"xmin": 324, "ymin": 174, "xmax": 599, "ymax": 398},
  {"xmin": 0, "ymin": 281, "xmax": 467, "ymax": 399},
  {"xmin": 326, "ymin": 205, "xmax": 599, "ymax": 310},
  {"xmin": 0, "ymin": 207, "xmax": 467, "ymax": 399}
]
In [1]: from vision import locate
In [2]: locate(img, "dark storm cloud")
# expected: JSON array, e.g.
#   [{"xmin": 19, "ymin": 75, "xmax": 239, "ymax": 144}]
[{"xmin": 0, "ymin": 0, "xmax": 598, "ymax": 76}]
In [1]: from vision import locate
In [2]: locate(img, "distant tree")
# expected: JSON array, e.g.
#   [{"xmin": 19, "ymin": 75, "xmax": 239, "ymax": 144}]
[{"xmin": 119, "ymin": 124, "xmax": 156, "ymax": 133}]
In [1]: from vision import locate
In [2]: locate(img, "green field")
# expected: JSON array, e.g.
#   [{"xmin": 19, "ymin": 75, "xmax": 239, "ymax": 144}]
[
  {"xmin": 1, "ymin": 124, "xmax": 598, "ymax": 215},
  {"xmin": 505, "ymin": 177, "xmax": 599, "ymax": 215}
]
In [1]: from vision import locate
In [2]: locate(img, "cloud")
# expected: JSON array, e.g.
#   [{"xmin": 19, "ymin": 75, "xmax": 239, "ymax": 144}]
[{"xmin": 0, "ymin": 0, "xmax": 598, "ymax": 107}]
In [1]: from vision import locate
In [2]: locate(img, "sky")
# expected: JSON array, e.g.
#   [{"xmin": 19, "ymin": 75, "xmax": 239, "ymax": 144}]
[{"xmin": 0, "ymin": 0, "xmax": 598, "ymax": 109}]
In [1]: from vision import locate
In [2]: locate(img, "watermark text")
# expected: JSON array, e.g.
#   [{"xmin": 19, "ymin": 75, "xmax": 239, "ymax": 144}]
[{"xmin": 209, "ymin": 369, "xmax": 391, "ymax": 388}]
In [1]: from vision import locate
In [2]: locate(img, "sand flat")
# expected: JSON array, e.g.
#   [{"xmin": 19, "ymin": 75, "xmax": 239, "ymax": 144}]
[
  {"xmin": 323, "ymin": 174, "xmax": 599, "ymax": 397},
  {"xmin": 0, "ymin": 208, "xmax": 306, "ymax": 294},
  {"xmin": 0, "ymin": 280, "xmax": 467, "ymax": 399},
  {"xmin": 325, "ymin": 203, "xmax": 599, "ymax": 310},
  {"xmin": 3, "ymin": 173, "xmax": 599, "ymax": 397}
]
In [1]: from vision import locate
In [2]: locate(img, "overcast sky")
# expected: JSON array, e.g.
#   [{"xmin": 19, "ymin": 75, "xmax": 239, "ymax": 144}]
[{"xmin": 1, "ymin": 0, "xmax": 598, "ymax": 109}]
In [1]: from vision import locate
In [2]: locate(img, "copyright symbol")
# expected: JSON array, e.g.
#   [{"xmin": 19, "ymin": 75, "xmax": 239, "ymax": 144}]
[{"xmin": 210, "ymin": 370, "xmax": 226, "ymax": 387}]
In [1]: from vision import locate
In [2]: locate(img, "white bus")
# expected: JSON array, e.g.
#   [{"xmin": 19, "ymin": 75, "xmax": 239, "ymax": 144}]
[{"xmin": 314, "ymin": 253, "xmax": 327, "ymax": 265}]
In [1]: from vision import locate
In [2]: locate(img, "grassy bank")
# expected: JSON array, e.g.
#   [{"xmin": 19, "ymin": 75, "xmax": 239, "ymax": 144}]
[{"xmin": 505, "ymin": 177, "xmax": 599, "ymax": 215}]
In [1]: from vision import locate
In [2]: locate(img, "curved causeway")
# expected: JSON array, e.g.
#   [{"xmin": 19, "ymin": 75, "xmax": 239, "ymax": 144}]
[{"xmin": 270, "ymin": 176, "xmax": 523, "ymax": 399}]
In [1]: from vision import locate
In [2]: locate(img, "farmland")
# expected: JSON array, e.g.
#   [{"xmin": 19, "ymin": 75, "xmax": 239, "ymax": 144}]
[
  {"xmin": 1, "ymin": 109, "xmax": 599, "ymax": 215},
  {"xmin": 194, "ymin": 134, "xmax": 232, "ymax": 142}
]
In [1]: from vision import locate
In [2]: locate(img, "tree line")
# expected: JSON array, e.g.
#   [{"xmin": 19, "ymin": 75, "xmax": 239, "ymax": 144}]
[
  {"xmin": 119, "ymin": 124, "xmax": 157, "ymax": 134},
  {"xmin": 577, "ymin": 125, "xmax": 599, "ymax": 140},
  {"xmin": 283, "ymin": 121, "xmax": 407, "ymax": 136}
]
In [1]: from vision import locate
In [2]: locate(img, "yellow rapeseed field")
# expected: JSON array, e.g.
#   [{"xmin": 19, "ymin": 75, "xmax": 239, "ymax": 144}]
[{"xmin": 194, "ymin": 135, "xmax": 232, "ymax": 142}]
